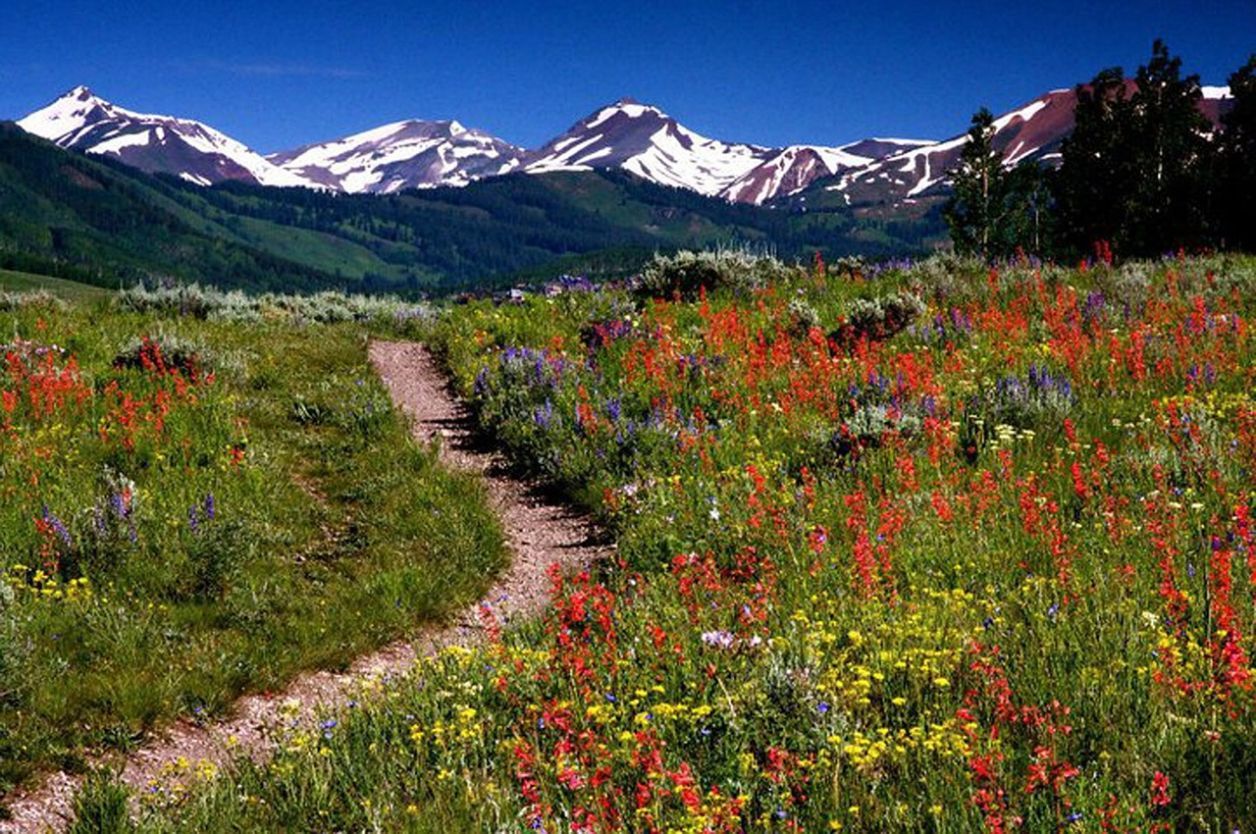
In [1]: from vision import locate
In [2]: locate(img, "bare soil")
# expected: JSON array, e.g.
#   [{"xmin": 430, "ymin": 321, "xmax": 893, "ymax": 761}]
[{"xmin": 0, "ymin": 340, "xmax": 607, "ymax": 833}]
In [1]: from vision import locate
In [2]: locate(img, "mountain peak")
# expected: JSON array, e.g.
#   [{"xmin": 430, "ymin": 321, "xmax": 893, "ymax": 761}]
[
  {"xmin": 527, "ymin": 98, "xmax": 767, "ymax": 196},
  {"xmin": 266, "ymin": 116, "xmax": 525, "ymax": 193},
  {"xmin": 20, "ymin": 79, "xmax": 1234, "ymax": 208},
  {"xmin": 592, "ymin": 98, "xmax": 666, "ymax": 121},
  {"xmin": 17, "ymin": 87, "xmax": 315, "ymax": 189},
  {"xmin": 18, "ymin": 86, "xmax": 114, "ymax": 141}
]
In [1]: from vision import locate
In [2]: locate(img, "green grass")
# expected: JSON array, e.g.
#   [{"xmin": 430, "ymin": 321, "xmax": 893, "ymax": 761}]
[
  {"xmin": 0, "ymin": 268, "xmax": 111, "ymax": 300},
  {"xmin": 0, "ymin": 293, "xmax": 506, "ymax": 803}
]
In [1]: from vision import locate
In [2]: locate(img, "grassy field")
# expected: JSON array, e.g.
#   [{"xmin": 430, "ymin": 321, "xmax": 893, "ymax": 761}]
[
  {"xmin": 66, "ymin": 251, "xmax": 1256, "ymax": 834},
  {"xmin": 0, "ymin": 269, "xmax": 111, "ymax": 300},
  {"xmin": 62, "ymin": 251, "xmax": 1256, "ymax": 833},
  {"xmin": 0, "ymin": 290, "xmax": 506, "ymax": 803}
]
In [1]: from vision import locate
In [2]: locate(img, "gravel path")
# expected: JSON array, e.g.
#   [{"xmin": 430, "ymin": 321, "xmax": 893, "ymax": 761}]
[{"xmin": 1, "ymin": 340, "xmax": 607, "ymax": 833}]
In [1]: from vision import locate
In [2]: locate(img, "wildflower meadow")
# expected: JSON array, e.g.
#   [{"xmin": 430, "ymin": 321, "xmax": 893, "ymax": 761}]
[
  {"xmin": 17, "ymin": 250, "xmax": 1256, "ymax": 832},
  {"xmin": 0, "ymin": 288, "xmax": 504, "ymax": 804}
]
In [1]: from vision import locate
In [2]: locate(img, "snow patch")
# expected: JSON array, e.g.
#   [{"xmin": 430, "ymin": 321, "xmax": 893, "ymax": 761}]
[
  {"xmin": 586, "ymin": 102, "xmax": 660, "ymax": 130},
  {"xmin": 91, "ymin": 130, "xmax": 154, "ymax": 154},
  {"xmin": 992, "ymin": 99, "xmax": 1048, "ymax": 132}
]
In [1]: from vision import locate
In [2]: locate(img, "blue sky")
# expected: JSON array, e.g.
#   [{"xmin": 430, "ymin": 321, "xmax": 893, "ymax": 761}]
[{"xmin": 1, "ymin": 1, "xmax": 1253, "ymax": 152}]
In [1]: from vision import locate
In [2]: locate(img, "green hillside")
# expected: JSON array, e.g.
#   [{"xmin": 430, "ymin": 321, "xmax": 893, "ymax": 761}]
[
  {"xmin": 0, "ymin": 123, "xmax": 944, "ymax": 293},
  {"xmin": 0, "ymin": 124, "xmax": 349, "ymax": 293},
  {"xmin": 0, "ymin": 268, "xmax": 110, "ymax": 299}
]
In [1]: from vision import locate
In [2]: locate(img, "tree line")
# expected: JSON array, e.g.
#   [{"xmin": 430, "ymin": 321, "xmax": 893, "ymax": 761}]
[{"xmin": 944, "ymin": 41, "xmax": 1256, "ymax": 260}]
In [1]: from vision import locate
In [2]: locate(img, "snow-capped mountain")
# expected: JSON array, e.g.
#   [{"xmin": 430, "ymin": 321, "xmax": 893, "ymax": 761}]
[
  {"xmin": 17, "ymin": 86, "xmax": 314, "ymax": 188},
  {"xmin": 520, "ymin": 98, "xmax": 919, "ymax": 204},
  {"xmin": 16, "ymin": 84, "xmax": 1235, "ymax": 209},
  {"xmin": 1199, "ymin": 84, "xmax": 1236, "ymax": 124},
  {"xmin": 13, "ymin": 88, "xmax": 928, "ymax": 204},
  {"xmin": 268, "ymin": 119, "xmax": 525, "ymax": 193},
  {"xmin": 720, "ymin": 139, "xmax": 929, "ymax": 204},
  {"xmin": 833, "ymin": 85, "xmax": 1235, "ymax": 205},
  {"xmin": 522, "ymin": 98, "xmax": 772, "ymax": 196}
]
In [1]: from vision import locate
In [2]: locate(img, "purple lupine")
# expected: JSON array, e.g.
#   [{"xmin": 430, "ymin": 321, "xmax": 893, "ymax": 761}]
[
  {"xmin": 41, "ymin": 506, "xmax": 72, "ymax": 548},
  {"xmin": 533, "ymin": 399, "xmax": 554, "ymax": 430},
  {"xmin": 188, "ymin": 494, "xmax": 216, "ymax": 532},
  {"xmin": 996, "ymin": 364, "xmax": 1075, "ymax": 404},
  {"xmin": 1083, "ymin": 291, "xmax": 1106, "ymax": 325}
]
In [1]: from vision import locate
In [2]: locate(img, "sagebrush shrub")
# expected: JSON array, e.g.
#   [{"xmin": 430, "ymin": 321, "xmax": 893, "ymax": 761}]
[
  {"xmin": 785, "ymin": 298, "xmax": 821, "ymax": 337},
  {"xmin": 113, "ymin": 334, "xmax": 216, "ymax": 378},
  {"xmin": 0, "ymin": 290, "xmax": 67, "ymax": 312},
  {"xmin": 829, "ymin": 292, "xmax": 925, "ymax": 350},
  {"xmin": 831, "ymin": 255, "xmax": 866, "ymax": 280},
  {"xmin": 116, "ymin": 283, "xmax": 220, "ymax": 319},
  {"xmin": 115, "ymin": 283, "xmax": 408, "ymax": 323},
  {"xmin": 637, "ymin": 250, "xmax": 796, "ymax": 299},
  {"xmin": 0, "ymin": 581, "xmax": 20, "ymax": 707}
]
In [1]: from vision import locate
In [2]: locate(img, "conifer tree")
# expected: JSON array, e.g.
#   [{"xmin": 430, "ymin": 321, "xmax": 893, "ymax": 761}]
[
  {"xmin": 1124, "ymin": 39, "xmax": 1210, "ymax": 254},
  {"xmin": 1055, "ymin": 68, "xmax": 1134, "ymax": 255},
  {"xmin": 944, "ymin": 108, "xmax": 1006, "ymax": 257},
  {"xmin": 1003, "ymin": 161, "xmax": 1054, "ymax": 256},
  {"xmin": 1217, "ymin": 54, "xmax": 1256, "ymax": 250},
  {"xmin": 1055, "ymin": 41, "xmax": 1213, "ymax": 258}
]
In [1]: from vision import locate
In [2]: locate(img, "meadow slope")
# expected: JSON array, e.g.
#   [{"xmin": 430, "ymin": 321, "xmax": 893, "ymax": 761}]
[
  {"xmin": 0, "ymin": 290, "xmax": 507, "ymax": 823},
  {"xmin": 16, "ymin": 252, "xmax": 1256, "ymax": 832}
]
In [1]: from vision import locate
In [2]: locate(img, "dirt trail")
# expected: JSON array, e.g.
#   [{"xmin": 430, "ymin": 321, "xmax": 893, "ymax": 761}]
[{"xmin": 1, "ymin": 340, "xmax": 607, "ymax": 833}]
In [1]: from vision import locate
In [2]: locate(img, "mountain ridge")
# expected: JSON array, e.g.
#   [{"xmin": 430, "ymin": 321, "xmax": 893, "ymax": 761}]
[
  {"xmin": 0, "ymin": 122, "xmax": 944, "ymax": 295},
  {"xmin": 830, "ymin": 83, "xmax": 1233, "ymax": 206},
  {"xmin": 14, "ymin": 88, "xmax": 933, "ymax": 203},
  {"xmin": 17, "ymin": 86, "xmax": 316, "ymax": 189},
  {"xmin": 266, "ymin": 118, "xmax": 525, "ymax": 193},
  {"xmin": 15, "ymin": 83, "xmax": 1236, "ymax": 210},
  {"xmin": 519, "ymin": 98, "xmax": 926, "ymax": 204}
]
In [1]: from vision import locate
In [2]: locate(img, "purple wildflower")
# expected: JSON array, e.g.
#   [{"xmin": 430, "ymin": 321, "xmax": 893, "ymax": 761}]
[{"xmin": 41, "ymin": 506, "xmax": 72, "ymax": 548}]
